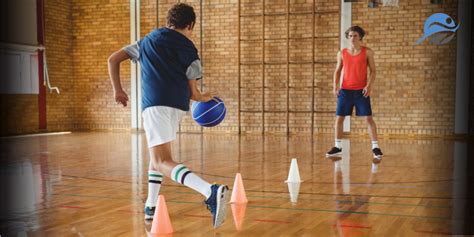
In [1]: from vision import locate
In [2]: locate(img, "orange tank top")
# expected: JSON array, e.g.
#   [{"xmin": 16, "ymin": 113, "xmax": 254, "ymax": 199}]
[{"xmin": 342, "ymin": 47, "xmax": 367, "ymax": 90}]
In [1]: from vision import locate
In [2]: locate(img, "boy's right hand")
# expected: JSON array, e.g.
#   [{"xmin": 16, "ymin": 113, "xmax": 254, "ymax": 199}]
[
  {"xmin": 333, "ymin": 88, "xmax": 340, "ymax": 97},
  {"xmin": 201, "ymin": 91, "xmax": 219, "ymax": 102},
  {"xmin": 114, "ymin": 89, "xmax": 129, "ymax": 107}
]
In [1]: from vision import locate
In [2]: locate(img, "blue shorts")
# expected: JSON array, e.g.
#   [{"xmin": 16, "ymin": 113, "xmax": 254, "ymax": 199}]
[{"xmin": 336, "ymin": 89, "xmax": 372, "ymax": 116}]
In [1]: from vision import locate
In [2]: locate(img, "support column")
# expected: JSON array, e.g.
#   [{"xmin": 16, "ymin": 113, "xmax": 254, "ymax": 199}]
[
  {"xmin": 130, "ymin": 0, "xmax": 142, "ymax": 130},
  {"xmin": 340, "ymin": 0, "xmax": 351, "ymax": 132},
  {"xmin": 454, "ymin": 0, "xmax": 472, "ymax": 135}
]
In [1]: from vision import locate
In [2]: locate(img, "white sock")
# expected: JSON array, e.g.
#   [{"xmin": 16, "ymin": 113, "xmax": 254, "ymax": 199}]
[
  {"xmin": 171, "ymin": 164, "xmax": 212, "ymax": 199},
  {"xmin": 371, "ymin": 141, "xmax": 379, "ymax": 149},
  {"xmin": 145, "ymin": 170, "xmax": 163, "ymax": 207},
  {"xmin": 335, "ymin": 139, "xmax": 342, "ymax": 149}
]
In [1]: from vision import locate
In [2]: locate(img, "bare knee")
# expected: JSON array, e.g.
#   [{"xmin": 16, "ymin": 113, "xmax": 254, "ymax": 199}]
[
  {"xmin": 150, "ymin": 156, "xmax": 174, "ymax": 174},
  {"xmin": 365, "ymin": 116, "xmax": 375, "ymax": 125},
  {"xmin": 335, "ymin": 116, "xmax": 345, "ymax": 125},
  {"xmin": 149, "ymin": 143, "xmax": 173, "ymax": 171}
]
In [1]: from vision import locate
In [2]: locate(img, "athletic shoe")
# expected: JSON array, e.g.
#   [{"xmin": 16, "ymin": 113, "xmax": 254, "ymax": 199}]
[
  {"xmin": 372, "ymin": 148, "xmax": 383, "ymax": 159},
  {"xmin": 326, "ymin": 147, "xmax": 342, "ymax": 157},
  {"xmin": 204, "ymin": 184, "xmax": 229, "ymax": 228},
  {"xmin": 144, "ymin": 206, "xmax": 155, "ymax": 220}
]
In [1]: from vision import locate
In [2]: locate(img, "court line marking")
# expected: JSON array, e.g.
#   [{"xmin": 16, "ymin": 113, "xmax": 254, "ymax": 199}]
[
  {"xmin": 169, "ymin": 200, "xmax": 451, "ymax": 220},
  {"xmin": 58, "ymin": 205, "xmax": 85, "ymax": 209},
  {"xmin": 48, "ymin": 193, "xmax": 451, "ymax": 220},
  {"xmin": 332, "ymin": 224, "xmax": 372, "ymax": 229},
  {"xmin": 50, "ymin": 174, "xmax": 456, "ymax": 199},
  {"xmin": 254, "ymin": 219, "xmax": 291, "ymax": 224},
  {"xmin": 414, "ymin": 229, "xmax": 452, "ymax": 235},
  {"xmin": 51, "ymin": 183, "xmax": 455, "ymax": 208}
]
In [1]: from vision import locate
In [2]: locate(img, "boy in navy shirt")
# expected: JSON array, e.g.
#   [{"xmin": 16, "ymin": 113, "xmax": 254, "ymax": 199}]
[{"xmin": 107, "ymin": 3, "xmax": 228, "ymax": 228}]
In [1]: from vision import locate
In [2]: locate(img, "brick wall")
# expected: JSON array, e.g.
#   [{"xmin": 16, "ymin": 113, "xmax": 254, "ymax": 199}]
[
  {"xmin": 45, "ymin": 0, "xmax": 74, "ymax": 132},
  {"xmin": 237, "ymin": 0, "xmax": 340, "ymax": 134},
  {"xmin": 350, "ymin": 0, "xmax": 458, "ymax": 136},
  {"xmin": 71, "ymin": 0, "xmax": 131, "ymax": 130},
  {"xmin": 0, "ymin": 95, "xmax": 38, "ymax": 135},
  {"xmin": 199, "ymin": 0, "xmax": 239, "ymax": 133},
  {"xmin": 4, "ymin": 0, "xmax": 468, "ymax": 137}
]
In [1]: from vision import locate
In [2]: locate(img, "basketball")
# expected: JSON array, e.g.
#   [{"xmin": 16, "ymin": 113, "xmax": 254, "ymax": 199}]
[{"xmin": 191, "ymin": 97, "xmax": 226, "ymax": 127}]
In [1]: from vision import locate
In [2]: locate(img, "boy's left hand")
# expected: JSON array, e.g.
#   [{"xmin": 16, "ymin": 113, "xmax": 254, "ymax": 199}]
[
  {"xmin": 202, "ymin": 91, "xmax": 219, "ymax": 102},
  {"xmin": 362, "ymin": 86, "xmax": 371, "ymax": 97}
]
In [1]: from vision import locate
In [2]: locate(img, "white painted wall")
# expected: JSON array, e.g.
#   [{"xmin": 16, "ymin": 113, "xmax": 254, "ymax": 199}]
[{"xmin": 0, "ymin": 47, "xmax": 39, "ymax": 94}]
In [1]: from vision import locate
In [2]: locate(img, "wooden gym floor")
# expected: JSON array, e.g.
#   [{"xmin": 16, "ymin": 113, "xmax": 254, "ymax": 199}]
[{"xmin": 0, "ymin": 132, "xmax": 471, "ymax": 236}]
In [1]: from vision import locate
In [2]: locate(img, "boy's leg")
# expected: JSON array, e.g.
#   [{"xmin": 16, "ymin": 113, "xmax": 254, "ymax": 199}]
[
  {"xmin": 149, "ymin": 142, "xmax": 229, "ymax": 228},
  {"xmin": 327, "ymin": 116, "xmax": 345, "ymax": 157},
  {"xmin": 365, "ymin": 116, "xmax": 378, "ymax": 142},
  {"xmin": 354, "ymin": 92, "xmax": 383, "ymax": 159},
  {"xmin": 144, "ymin": 161, "xmax": 163, "ymax": 220},
  {"xmin": 364, "ymin": 116, "xmax": 383, "ymax": 158},
  {"xmin": 149, "ymin": 142, "xmax": 212, "ymax": 198},
  {"xmin": 327, "ymin": 89, "xmax": 351, "ymax": 157},
  {"xmin": 335, "ymin": 116, "xmax": 345, "ymax": 143}
]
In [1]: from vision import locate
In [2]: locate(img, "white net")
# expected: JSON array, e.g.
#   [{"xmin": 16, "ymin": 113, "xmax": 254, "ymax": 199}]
[{"xmin": 381, "ymin": 0, "xmax": 399, "ymax": 7}]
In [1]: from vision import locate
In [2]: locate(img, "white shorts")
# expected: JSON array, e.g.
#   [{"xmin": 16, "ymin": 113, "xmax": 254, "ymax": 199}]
[{"xmin": 142, "ymin": 106, "xmax": 187, "ymax": 148}]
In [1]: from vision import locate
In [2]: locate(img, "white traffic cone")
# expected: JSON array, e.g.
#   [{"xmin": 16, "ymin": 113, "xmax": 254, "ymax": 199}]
[{"xmin": 285, "ymin": 158, "xmax": 303, "ymax": 183}]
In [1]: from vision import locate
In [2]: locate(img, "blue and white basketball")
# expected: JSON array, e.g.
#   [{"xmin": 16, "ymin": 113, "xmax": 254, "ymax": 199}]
[{"xmin": 191, "ymin": 97, "xmax": 226, "ymax": 127}]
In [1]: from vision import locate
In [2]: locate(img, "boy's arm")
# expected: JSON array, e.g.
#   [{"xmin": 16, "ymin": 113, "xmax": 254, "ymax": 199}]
[
  {"xmin": 188, "ymin": 79, "xmax": 215, "ymax": 102},
  {"xmin": 108, "ymin": 49, "xmax": 131, "ymax": 107},
  {"xmin": 333, "ymin": 50, "xmax": 343, "ymax": 97},
  {"xmin": 364, "ymin": 48, "xmax": 376, "ymax": 97},
  {"xmin": 186, "ymin": 59, "xmax": 217, "ymax": 102}
]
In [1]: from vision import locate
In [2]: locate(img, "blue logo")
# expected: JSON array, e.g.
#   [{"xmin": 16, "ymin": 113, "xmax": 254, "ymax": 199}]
[{"xmin": 416, "ymin": 13, "xmax": 460, "ymax": 45}]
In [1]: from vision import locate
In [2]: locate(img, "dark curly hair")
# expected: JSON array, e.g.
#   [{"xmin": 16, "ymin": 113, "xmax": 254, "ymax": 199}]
[
  {"xmin": 167, "ymin": 3, "xmax": 196, "ymax": 29},
  {"xmin": 345, "ymin": 26, "xmax": 366, "ymax": 40}
]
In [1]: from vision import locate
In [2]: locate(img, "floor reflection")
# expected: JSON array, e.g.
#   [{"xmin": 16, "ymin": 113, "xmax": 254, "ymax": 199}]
[
  {"xmin": 0, "ymin": 136, "xmax": 51, "ymax": 235},
  {"xmin": 0, "ymin": 132, "xmax": 472, "ymax": 235},
  {"xmin": 331, "ymin": 155, "xmax": 380, "ymax": 237}
]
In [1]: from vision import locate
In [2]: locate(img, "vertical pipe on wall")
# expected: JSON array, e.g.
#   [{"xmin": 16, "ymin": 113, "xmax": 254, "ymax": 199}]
[
  {"xmin": 199, "ymin": 0, "xmax": 203, "ymax": 134},
  {"xmin": 199, "ymin": 0, "xmax": 203, "ymax": 91},
  {"xmin": 37, "ymin": 0, "xmax": 46, "ymax": 130},
  {"xmin": 137, "ymin": 0, "xmax": 142, "ymax": 127},
  {"xmin": 130, "ymin": 0, "xmax": 141, "ymax": 130},
  {"xmin": 311, "ymin": 0, "xmax": 315, "ymax": 136},
  {"xmin": 237, "ymin": 0, "xmax": 241, "ymax": 134},
  {"xmin": 286, "ymin": 0, "xmax": 290, "ymax": 135},
  {"xmin": 156, "ymin": 0, "xmax": 159, "ymax": 27},
  {"xmin": 262, "ymin": 0, "xmax": 265, "ymax": 134},
  {"xmin": 199, "ymin": 0, "xmax": 204, "ymax": 168}
]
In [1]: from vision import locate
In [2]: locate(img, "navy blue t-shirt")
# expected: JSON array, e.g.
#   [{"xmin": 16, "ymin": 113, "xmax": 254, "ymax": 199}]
[{"xmin": 138, "ymin": 28, "xmax": 199, "ymax": 111}]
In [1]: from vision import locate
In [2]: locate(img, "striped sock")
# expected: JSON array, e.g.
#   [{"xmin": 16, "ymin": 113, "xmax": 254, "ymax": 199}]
[
  {"xmin": 171, "ymin": 164, "xmax": 212, "ymax": 199},
  {"xmin": 145, "ymin": 170, "xmax": 163, "ymax": 207},
  {"xmin": 371, "ymin": 141, "xmax": 379, "ymax": 149}
]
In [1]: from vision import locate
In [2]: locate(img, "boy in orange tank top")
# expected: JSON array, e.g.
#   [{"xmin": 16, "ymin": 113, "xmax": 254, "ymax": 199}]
[{"xmin": 326, "ymin": 26, "xmax": 383, "ymax": 159}]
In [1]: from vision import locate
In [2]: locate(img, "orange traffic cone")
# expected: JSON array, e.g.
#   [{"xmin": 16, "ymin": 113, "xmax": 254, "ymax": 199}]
[
  {"xmin": 229, "ymin": 173, "xmax": 248, "ymax": 204},
  {"xmin": 231, "ymin": 203, "xmax": 247, "ymax": 231},
  {"xmin": 150, "ymin": 195, "xmax": 173, "ymax": 235}
]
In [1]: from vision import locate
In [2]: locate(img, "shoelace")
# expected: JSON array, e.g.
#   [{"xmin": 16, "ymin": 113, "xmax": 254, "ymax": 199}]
[{"xmin": 204, "ymin": 199, "xmax": 213, "ymax": 211}]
